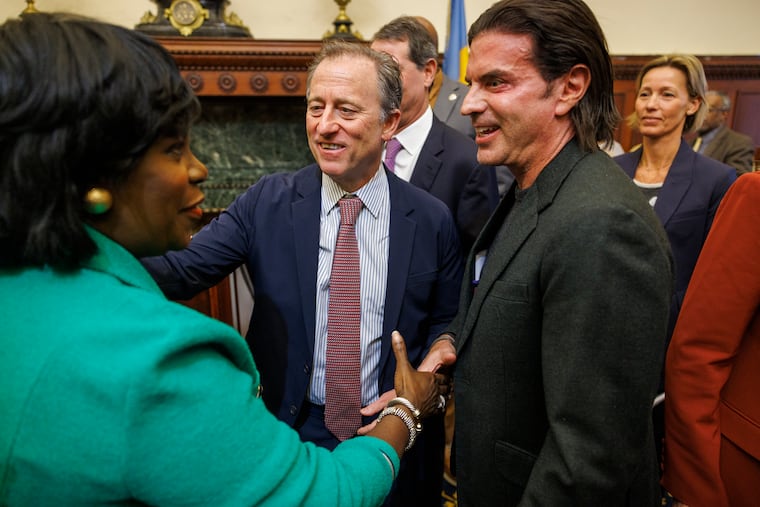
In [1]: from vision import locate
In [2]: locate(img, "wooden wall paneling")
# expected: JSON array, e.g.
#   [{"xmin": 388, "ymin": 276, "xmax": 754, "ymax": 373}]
[
  {"xmin": 612, "ymin": 80, "xmax": 640, "ymax": 151},
  {"xmin": 732, "ymin": 90, "xmax": 760, "ymax": 147},
  {"xmin": 156, "ymin": 37, "xmax": 323, "ymax": 97},
  {"xmin": 177, "ymin": 275, "xmax": 234, "ymax": 325},
  {"xmin": 612, "ymin": 56, "xmax": 646, "ymax": 151},
  {"xmin": 169, "ymin": 210, "xmax": 237, "ymax": 327}
]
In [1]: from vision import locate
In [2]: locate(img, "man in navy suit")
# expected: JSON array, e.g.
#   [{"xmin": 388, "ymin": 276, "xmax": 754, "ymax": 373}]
[
  {"xmin": 412, "ymin": 15, "xmax": 475, "ymax": 139},
  {"xmin": 371, "ymin": 16, "xmax": 498, "ymax": 254},
  {"xmin": 142, "ymin": 41, "xmax": 462, "ymax": 507}
]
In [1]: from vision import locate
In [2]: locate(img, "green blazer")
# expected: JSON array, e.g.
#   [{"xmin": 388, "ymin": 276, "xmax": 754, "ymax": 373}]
[
  {"xmin": 0, "ymin": 228, "xmax": 398, "ymax": 506},
  {"xmin": 450, "ymin": 140, "xmax": 673, "ymax": 506}
]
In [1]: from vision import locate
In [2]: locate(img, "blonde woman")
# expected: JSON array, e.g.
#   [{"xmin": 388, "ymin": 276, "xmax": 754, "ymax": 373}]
[{"xmin": 614, "ymin": 54, "xmax": 736, "ymax": 471}]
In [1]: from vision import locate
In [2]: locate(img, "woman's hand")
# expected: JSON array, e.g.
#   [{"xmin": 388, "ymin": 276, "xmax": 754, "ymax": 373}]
[
  {"xmin": 364, "ymin": 331, "xmax": 452, "ymax": 458},
  {"xmin": 392, "ymin": 330, "xmax": 451, "ymax": 419},
  {"xmin": 358, "ymin": 334, "xmax": 456, "ymax": 434}
]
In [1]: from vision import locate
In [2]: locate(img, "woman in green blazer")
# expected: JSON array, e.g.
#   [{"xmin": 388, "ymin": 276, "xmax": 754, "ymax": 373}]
[{"xmin": 0, "ymin": 13, "xmax": 448, "ymax": 506}]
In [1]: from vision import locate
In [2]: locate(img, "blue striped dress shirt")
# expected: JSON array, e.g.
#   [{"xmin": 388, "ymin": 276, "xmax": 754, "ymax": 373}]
[{"xmin": 310, "ymin": 167, "xmax": 390, "ymax": 406}]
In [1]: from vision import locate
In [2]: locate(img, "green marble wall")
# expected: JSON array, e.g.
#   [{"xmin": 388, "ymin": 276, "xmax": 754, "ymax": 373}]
[{"xmin": 191, "ymin": 97, "xmax": 315, "ymax": 210}]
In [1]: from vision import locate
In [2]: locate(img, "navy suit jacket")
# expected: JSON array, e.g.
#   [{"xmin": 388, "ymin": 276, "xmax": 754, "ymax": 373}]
[
  {"xmin": 411, "ymin": 115, "xmax": 498, "ymax": 253},
  {"xmin": 615, "ymin": 139, "xmax": 736, "ymax": 336},
  {"xmin": 143, "ymin": 164, "xmax": 463, "ymax": 425}
]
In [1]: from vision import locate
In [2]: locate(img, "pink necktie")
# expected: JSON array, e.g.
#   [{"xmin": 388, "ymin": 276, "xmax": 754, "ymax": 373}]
[
  {"xmin": 324, "ymin": 196, "xmax": 363, "ymax": 441},
  {"xmin": 383, "ymin": 138, "xmax": 403, "ymax": 172}
]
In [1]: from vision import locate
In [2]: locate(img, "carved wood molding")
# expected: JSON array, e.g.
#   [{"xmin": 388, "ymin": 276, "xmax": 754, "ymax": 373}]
[
  {"xmin": 612, "ymin": 55, "xmax": 760, "ymax": 81},
  {"xmin": 156, "ymin": 38, "xmax": 760, "ymax": 96},
  {"xmin": 156, "ymin": 37, "xmax": 323, "ymax": 96}
]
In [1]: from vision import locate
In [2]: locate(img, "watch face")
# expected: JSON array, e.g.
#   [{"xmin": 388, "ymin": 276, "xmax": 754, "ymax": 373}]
[{"xmin": 173, "ymin": 1, "xmax": 197, "ymax": 24}]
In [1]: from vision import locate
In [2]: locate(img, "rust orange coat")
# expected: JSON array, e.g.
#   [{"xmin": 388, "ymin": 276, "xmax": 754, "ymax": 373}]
[{"xmin": 663, "ymin": 172, "xmax": 760, "ymax": 506}]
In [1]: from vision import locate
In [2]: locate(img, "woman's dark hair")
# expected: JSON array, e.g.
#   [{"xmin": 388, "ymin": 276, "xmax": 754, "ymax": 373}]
[
  {"xmin": 0, "ymin": 13, "xmax": 200, "ymax": 269},
  {"xmin": 468, "ymin": 0, "xmax": 620, "ymax": 152}
]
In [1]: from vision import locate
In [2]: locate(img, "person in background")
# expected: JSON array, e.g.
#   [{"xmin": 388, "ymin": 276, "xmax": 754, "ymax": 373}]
[
  {"xmin": 371, "ymin": 16, "xmax": 497, "ymax": 494},
  {"xmin": 437, "ymin": 0, "xmax": 674, "ymax": 504},
  {"xmin": 412, "ymin": 15, "xmax": 474, "ymax": 139},
  {"xmin": 370, "ymin": 16, "xmax": 498, "ymax": 254},
  {"xmin": 600, "ymin": 139, "xmax": 625, "ymax": 156},
  {"xmin": 614, "ymin": 54, "xmax": 736, "ymax": 470},
  {"xmin": 661, "ymin": 172, "xmax": 760, "ymax": 507},
  {"xmin": 0, "ymin": 13, "xmax": 450, "ymax": 506},
  {"xmin": 142, "ymin": 40, "xmax": 462, "ymax": 507},
  {"xmin": 692, "ymin": 90, "xmax": 755, "ymax": 176},
  {"xmin": 414, "ymin": 15, "xmax": 514, "ymax": 197}
]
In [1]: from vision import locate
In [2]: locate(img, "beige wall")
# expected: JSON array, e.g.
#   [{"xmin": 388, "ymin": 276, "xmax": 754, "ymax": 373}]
[{"xmin": 3, "ymin": 0, "xmax": 759, "ymax": 55}]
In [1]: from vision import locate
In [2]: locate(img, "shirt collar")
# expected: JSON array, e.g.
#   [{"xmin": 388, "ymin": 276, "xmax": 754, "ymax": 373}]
[
  {"xmin": 321, "ymin": 165, "xmax": 388, "ymax": 220},
  {"xmin": 394, "ymin": 106, "xmax": 434, "ymax": 157},
  {"xmin": 701, "ymin": 124, "xmax": 723, "ymax": 145}
]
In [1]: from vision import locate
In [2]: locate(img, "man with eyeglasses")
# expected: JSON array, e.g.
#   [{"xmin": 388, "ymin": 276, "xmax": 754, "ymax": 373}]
[{"xmin": 693, "ymin": 90, "xmax": 755, "ymax": 176}]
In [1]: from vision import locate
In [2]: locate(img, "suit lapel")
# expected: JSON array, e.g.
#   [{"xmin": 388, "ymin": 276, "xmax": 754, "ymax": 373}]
[
  {"xmin": 455, "ymin": 141, "xmax": 586, "ymax": 351},
  {"xmin": 433, "ymin": 78, "xmax": 463, "ymax": 123},
  {"xmin": 616, "ymin": 140, "xmax": 695, "ymax": 227},
  {"xmin": 456, "ymin": 182, "xmax": 514, "ymax": 310},
  {"xmin": 292, "ymin": 166, "xmax": 322, "ymax": 356},
  {"xmin": 456, "ymin": 187, "xmax": 538, "ymax": 350},
  {"xmin": 379, "ymin": 173, "xmax": 416, "ymax": 371},
  {"xmin": 653, "ymin": 139, "xmax": 694, "ymax": 227},
  {"xmin": 409, "ymin": 118, "xmax": 444, "ymax": 191},
  {"xmin": 616, "ymin": 148, "xmax": 641, "ymax": 179}
]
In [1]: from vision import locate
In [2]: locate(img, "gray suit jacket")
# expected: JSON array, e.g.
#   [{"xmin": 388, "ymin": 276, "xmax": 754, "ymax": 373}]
[
  {"xmin": 702, "ymin": 125, "xmax": 755, "ymax": 176},
  {"xmin": 432, "ymin": 73, "xmax": 475, "ymax": 139},
  {"xmin": 450, "ymin": 140, "xmax": 673, "ymax": 506}
]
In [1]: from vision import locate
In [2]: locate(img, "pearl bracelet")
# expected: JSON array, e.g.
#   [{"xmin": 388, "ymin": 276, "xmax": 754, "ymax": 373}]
[
  {"xmin": 387, "ymin": 396, "xmax": 421, "ymax": 419},
  {"xmin": 377, "ymin": 406, "xmax": 419, "ymax": 451}
]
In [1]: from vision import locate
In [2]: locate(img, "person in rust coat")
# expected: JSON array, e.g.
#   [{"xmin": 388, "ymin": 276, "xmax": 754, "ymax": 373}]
[{"xmin": 662, "ymin": 172, "xmax": 760, "ymax": 507}]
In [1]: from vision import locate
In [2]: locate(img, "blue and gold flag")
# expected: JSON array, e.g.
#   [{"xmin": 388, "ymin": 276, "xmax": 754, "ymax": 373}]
[{"xmin": 443, "ymin": 0, "xmax": 467, "ymax": 83}]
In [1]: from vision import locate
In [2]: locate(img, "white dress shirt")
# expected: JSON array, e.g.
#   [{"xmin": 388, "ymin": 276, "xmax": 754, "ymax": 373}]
[{"xmin": 383, "ymin": 107, "xmax": 434, "ymax": 182}]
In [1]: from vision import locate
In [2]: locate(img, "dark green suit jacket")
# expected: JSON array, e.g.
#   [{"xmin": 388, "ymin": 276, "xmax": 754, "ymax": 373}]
[{"xmin": 450, "ymin": 140, "xmax": 673, "ymax": 506}]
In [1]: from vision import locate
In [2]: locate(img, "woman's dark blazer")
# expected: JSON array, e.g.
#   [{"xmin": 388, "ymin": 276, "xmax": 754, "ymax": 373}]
[{"xmin": 615, "ymin": 139, "xmax": 736, "ymax": 337}]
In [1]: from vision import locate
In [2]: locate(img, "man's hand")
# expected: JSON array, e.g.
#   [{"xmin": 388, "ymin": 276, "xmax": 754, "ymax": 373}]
[
  {"xmin": 418, "ymin": 334, "xmax": 457, "ymax": 373},
  {"xmin": 357, "ymin": 389, "xmax": 396, "ymax": 435}
]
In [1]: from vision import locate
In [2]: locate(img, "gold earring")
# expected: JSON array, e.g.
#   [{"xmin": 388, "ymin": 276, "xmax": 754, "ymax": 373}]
[{"xmin": 84, "ymin": 187, "xmax": 113, "ymax": 215}]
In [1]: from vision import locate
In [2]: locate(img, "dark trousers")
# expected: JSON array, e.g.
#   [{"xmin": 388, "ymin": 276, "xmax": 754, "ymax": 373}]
[{"xmin": 297, "ymin": 402, "xmax": 444, "ymax": 507}]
